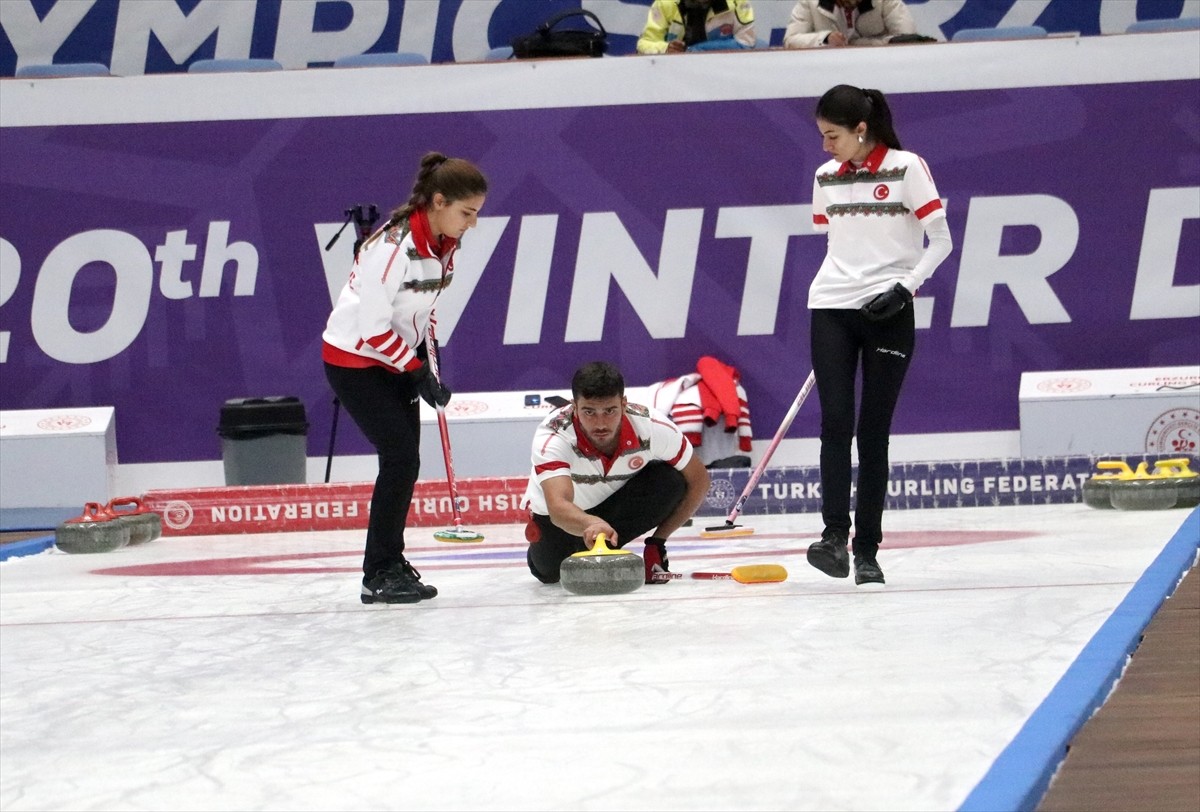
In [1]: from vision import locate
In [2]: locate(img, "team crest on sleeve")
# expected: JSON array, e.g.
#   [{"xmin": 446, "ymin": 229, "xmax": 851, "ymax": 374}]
[
  {"xmin": 627, "ymin": 403, "xmax": 650, "ymax": 417},
  {"xmin": 628, "ymin": 456, "xmax": 645, "ymax": 470},
  {"xmin": 549, "ymin": 409, "xmax": 574, "ymax": 431}
]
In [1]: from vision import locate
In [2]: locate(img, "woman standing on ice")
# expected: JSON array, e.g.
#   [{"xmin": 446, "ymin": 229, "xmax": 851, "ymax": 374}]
[
  {"xmin": 322, "ymin": 152, "xmax": 488, "ymax": 605},
  {"xmin": 803, "ymin": 84, "xmax": 953, "ymax": 587}
]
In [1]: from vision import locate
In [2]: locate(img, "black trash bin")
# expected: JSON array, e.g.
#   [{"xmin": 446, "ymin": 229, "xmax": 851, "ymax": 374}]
[{"xmin": 217, "ymin": 396, "xmax": 309, "ymax": 486}]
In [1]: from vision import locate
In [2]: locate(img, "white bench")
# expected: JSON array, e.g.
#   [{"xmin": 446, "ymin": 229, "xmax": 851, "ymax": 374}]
[
  {"xmin": 417, "ymin": 389, "xmax": 568, "ymax": 478},
  {"xmin": 1019, "ymin": 366, "xmax": 1200, "ymax": 457},
  {"xmin": 0, "ymin": 406, "xmax": 117, "ymax": 528}
]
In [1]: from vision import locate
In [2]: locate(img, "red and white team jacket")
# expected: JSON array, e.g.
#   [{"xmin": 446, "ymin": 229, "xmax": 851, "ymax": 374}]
[
  {"xmin": 322, "ymin": 208, "xmax": 457, "ymax": 372},
  {"xmin": 522, "ymin": 401, "xmax": 694, "ymax": 515},
  {"xmin": 648, "ymin": 357, "xmax": 753, "ymax": 452}
]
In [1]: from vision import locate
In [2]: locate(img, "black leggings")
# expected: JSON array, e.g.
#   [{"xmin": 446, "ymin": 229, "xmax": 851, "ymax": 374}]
[
  {"xmin": 324, "ymin": 363, "xmax": 421, "ymax": 581},
  {"xmin": 526, "ymin": 462, "xmax": 687, "ymax": 583},
  {"xmin": 809, "ymin": 307, "xmax": 914, "ymax": 550}
]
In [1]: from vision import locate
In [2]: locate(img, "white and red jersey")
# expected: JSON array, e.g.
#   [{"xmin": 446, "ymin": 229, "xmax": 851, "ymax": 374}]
[
  {"xmin": 522, "ymin": 402, "xmax": 695, "ymax": 514},
  {"xmin": 809, "ymin": 143, "xmax": 946, "ymax": 309},
  {"xmin": 322, "ymin": 208, "xmax": 457, "ymax": 372}
]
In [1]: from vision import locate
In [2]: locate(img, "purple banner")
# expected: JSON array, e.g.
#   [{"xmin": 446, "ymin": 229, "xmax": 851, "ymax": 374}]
[{"xmin": 1, "ymin": 80, "xmax": 1198, "ymax": 463}]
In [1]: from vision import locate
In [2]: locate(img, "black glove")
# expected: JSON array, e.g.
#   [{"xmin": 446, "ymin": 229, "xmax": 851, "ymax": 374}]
[
  {"xmin": 860, "ymin": 283, "xmax": 913, "ymax": 322},
  {"xmin": 644, "ymin": 537, "xmax": 670, "ymax": 584},
  {"xmin": 412, "ymin": 363, "xmax": 452, "ymax": 408}
]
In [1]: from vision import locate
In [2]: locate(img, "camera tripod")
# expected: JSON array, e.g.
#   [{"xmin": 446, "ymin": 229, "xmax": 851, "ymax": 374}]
[{"xmin": 323, "ymin": 204, "xmax": 380, "ymax": 483}]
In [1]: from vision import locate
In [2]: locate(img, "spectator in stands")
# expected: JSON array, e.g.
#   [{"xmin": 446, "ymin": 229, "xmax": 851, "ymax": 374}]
[
  {"xmin": 322, "ymin": 152, "xmax": 487, "ymax": 605},
  {"xmin": 802, "ymin": 85, "xmax": 952, "ymax": 587},
  {"xmin": 522, "ymin": 361, "xmax": 711, "ymax": 586},
  {"xmin": 783, "ymin": 0, "xmax": 921, "ymax": 48},
  {"xmin": 637, "ymin": 0, "xmax": 758, "ymax": 53}
]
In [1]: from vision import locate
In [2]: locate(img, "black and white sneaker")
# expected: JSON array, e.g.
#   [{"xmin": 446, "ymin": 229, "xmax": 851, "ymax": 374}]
[
  {"xmin": 360, "ymin": 560, "xmax": 438, "ymax": 604},
  {"xmin": 853, "ymin": 550, "xmax": 885, "ymax": 587},
  {"xmin": 806, "ymin": 529, "xmax": 850, "ymax": 578}
]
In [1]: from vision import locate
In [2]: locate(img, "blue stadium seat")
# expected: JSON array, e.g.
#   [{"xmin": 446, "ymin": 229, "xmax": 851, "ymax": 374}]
[
  {"xmin": 951, "ymin": 25, "xmax": 1048, "ymax": 42},
  {"xmin": 14, "ymin": 62, "xmax": 110, "ymax": 78},
  {"xmin": 332, "ymin": 52, "xmax": 428, "ymax": 67},
  {"xmin": 188, "ymin": 58, "xmax": 284, "ymax": 73},
  {"xmin": 1126, "ymin": 17, "xmax": 1200, "ymax": 33}
]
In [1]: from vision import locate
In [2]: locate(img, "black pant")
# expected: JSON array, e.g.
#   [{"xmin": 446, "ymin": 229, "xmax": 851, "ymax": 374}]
[
  {"xmin": 526, "ymin": 462, "xmax": 687, "ymax": 583},
  {"xmin": 324, "ymin": 363, "xmax": 421, "ymax": 582},
  {"xmin": 809, "ymin": 307, "xmax": 914, "ymax": 551}
]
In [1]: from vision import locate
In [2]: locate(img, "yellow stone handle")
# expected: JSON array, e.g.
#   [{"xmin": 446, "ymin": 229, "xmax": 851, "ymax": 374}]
[
  {"xmin": 1153, "ymin": 458, "xmax": 1197, "ymax": 478},
  {"xmin": 572, "ymin": 532, "xmax": 630, "ymax": 557},
  {"xmin": 1093, "ymin": 461, "xmax": 1150, "ymax": 480}
]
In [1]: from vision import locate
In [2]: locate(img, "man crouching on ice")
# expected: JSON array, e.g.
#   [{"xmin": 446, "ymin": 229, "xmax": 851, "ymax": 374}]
[{"xmin": 522, "ymin": 360, "xmax": 712, "ymax": 585}]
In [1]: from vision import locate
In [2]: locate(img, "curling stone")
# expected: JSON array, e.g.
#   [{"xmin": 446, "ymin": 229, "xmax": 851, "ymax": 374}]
[
  {"xmin": 1081, "ymin": 477, "xmax": 1115, "ymax": 510},
  {"xmin": 55, "ymin": 502, "xmax": 131, "ymax": 554},
  {"xmin": 1083, "ymin": 460, "xmax": 1182, "ymax": 511},
  {"xmin": 1153, "ymin": 458, "xmax": 1200, "ymax": 509},
  {"xmin": 1096, "ymin": 460, "xmax": 1178, "ymax": 511},
  {"xmin": 106, "ymin": 496, "xmax": 162, "ymax": 545},
  {"xmin": 1082, "ymin": 460, "xmax": 1140, "ymax": 510},
  {"xmin": 1110, "ymin": 478, "xmax": 1178, "ymax": 510},
  {"xmin": 559, "ymin": 533, "xmax": 644, "ymax": 596}
]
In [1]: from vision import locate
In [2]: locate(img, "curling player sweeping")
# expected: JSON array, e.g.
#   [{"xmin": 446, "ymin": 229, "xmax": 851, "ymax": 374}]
[{"xmin": 521, "ymin": 361, "xmax": 711, "ymax": 592}]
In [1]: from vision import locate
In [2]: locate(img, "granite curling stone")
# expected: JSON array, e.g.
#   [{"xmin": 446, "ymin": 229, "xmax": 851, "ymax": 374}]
[
  {"xmin": 559, "ymin": 533, "xmax": 644, "ymax": 596},
  {"xmin": 106, "ymin": 496, "xmax": 163, "ymax": 545},
  {"xmin": 1083, "ymin": 459, "xmax": 1189, "ymax": 511},
  {"xmin": 55, "ymin": 502, "xmax": 131, "ymax": 554}
]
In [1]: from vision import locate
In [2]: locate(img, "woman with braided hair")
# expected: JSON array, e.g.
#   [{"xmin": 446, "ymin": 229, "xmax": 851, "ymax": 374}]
[
  {"xmin": 803, "ymin": 85, "xmax": 952, "ymax": 587},
  {"xmin": 322, "ymin": 152, "xmax": 488, "ymax": 604}
]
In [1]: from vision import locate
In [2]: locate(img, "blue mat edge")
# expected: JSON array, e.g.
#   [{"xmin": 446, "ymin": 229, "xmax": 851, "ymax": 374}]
[
  {"xmin": 0, "ymin": 535, "xmax": 56, "ymax": 562},
  {"xmin": 958, "ymin": 505, "xmax": 1200, "ymax": 812}
]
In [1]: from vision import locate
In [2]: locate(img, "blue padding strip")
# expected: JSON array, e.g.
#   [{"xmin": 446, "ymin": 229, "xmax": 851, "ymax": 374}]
[
  {"xmin": 959, "ymin": 505, "xmax": 1200, "ymax": 812},
  {"xmin": 0, "ymin": 535, "xmax": 56, "ymax": 562}
]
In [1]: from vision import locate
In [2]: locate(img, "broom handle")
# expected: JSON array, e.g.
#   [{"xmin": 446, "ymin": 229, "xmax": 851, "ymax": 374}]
[
  {"xmin": 723, "ymin": 370, "xmax": 816, "ymax": 525},
  {"xmin": 426, "ymin": 322, "xmax": 465, "ymax": 529},
  {"xmin": 434, "ymin": 404, "xmax": 466, "ymax": 529}
]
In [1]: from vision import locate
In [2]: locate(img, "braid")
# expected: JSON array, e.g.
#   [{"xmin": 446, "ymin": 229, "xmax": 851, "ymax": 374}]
[
  {"xmin": 388, "ymin": 152, "xmax": 449, "ymax": 226},
  {"xmin": 365, "ymin": 152, "xmax": 488, "ymax": 248}
]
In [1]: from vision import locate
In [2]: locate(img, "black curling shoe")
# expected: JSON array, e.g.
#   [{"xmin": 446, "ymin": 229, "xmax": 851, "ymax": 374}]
[
  {"xmin": 360, "ymin": 560, "xmax": 438, "ymax": 604},
  {"xmin": 806, "ymin": 529, "xmax": 850, "ymax": 578},
  {"xmin": 853, "ymin": 551, "xmax": 885, "ymax": 587}
]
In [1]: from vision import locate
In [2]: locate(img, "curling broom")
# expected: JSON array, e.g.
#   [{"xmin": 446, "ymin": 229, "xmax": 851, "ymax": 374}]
[
  {"xmin": 427, "ymin": 324, "xmax": 484, "ymax": 543},
  {"xmin": 702, "ymin": 371, "xmax": 816, "ymax": 538},
  {"xmin": 651, "ymin": 564, "xmax": 788, "ymax": 584}
]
